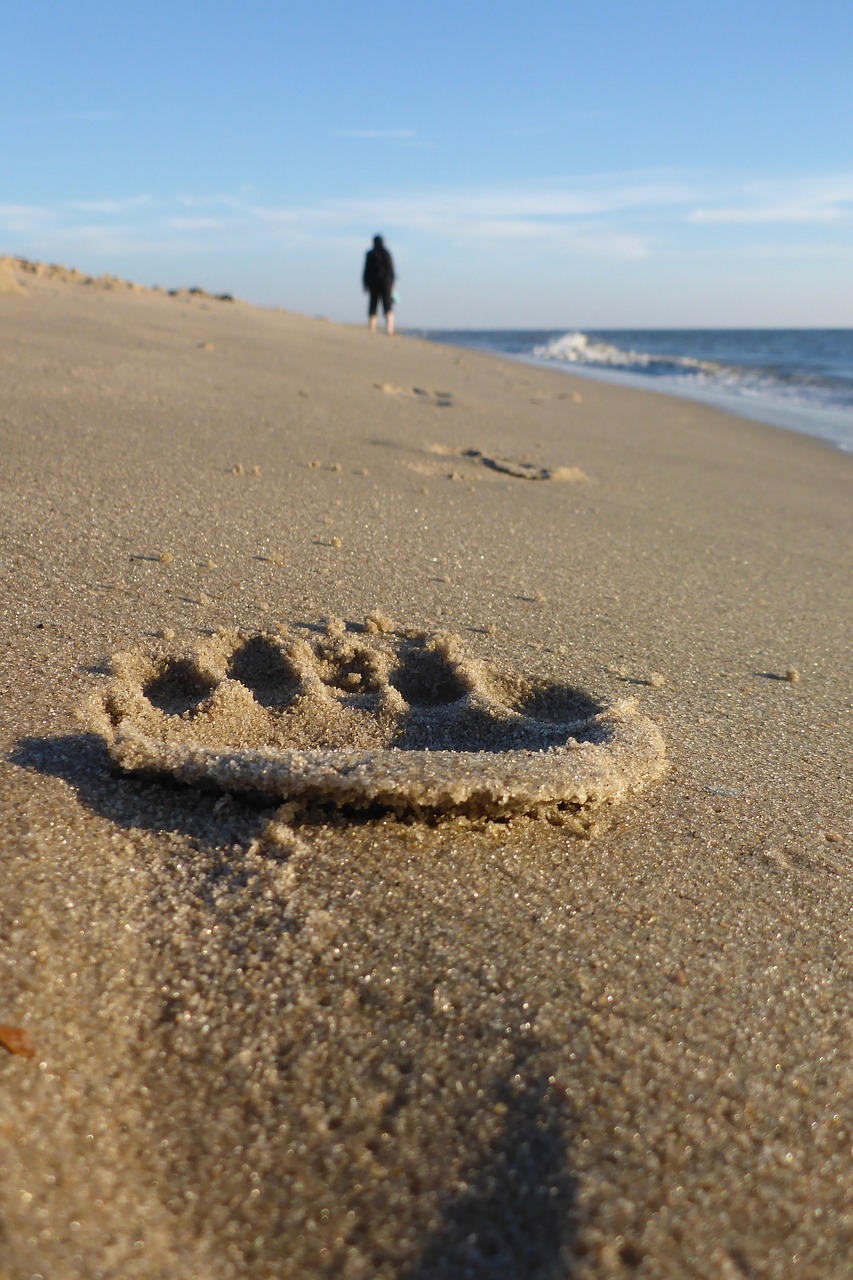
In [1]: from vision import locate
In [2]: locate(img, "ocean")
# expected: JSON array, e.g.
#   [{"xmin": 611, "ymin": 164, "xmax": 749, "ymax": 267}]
[{"xmin": 409, "ymin": 329, "xmax": 853, "ymax": 453}]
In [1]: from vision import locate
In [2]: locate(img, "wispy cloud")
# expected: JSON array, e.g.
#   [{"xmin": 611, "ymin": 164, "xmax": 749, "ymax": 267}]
[
  {"xmin": 141, "ymin": 181, "xmax": 668, "ymax": 257},
  {"xmin": 21, "ymin": 110, "xmax": 122, "ymax": 124},
  {"xmin": 7, "ymin": 169, "xmax": 852, "ymax": 273},
  {"xmin": 687, "ymin": 175, "xmax": 853, "ymax": 225},
  {"xmin": 506, "ymin": 110, "xmax": 611, "ymax": 135},
  {"xmin": 336, "ymin": 176, "xmax": 699, "ymax": 229},
  {"xmin": 332, "ymin": 128, "xmax": 415, "ymax": 139},
  {"xmin": 176, "ymin": 191, "xmax": 257, "ymax": 209},
  {"xmin": 0, "ymin": 202, "xmax": 51, "ymax": 219},
  {"xmin": 689, "ymin": 203, "xmax": 849, "ymax": 225},
  {"xmin": 69, "ymin": 195, "xmax": 152, "ymax": 214},
  {"xmin": 0, "ymin": 202, "xmax": 54, "ymax": 233},
  {"xmin": 324, "ymin": 196, "xmax": 654, "ymax": 258},
  {"xmin": 164, "ymin": 216, "xmax": 231, "ymax": 231}
]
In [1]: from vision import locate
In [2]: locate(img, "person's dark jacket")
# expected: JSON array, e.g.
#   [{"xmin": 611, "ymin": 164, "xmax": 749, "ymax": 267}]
[{"xmin": 363, "ymin": 244, "xmax": 395, "ymax": 291}]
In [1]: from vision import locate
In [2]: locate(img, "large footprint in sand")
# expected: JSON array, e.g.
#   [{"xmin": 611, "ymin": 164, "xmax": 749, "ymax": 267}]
[{"xmin": 88, "ymin": 625, "xmax": 666, "ymax": 822}]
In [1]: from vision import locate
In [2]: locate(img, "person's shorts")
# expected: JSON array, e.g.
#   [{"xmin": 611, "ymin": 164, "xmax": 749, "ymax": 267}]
[{"xmin": 368, "ymin": 287, "xmax": 393, "ymax": 316}]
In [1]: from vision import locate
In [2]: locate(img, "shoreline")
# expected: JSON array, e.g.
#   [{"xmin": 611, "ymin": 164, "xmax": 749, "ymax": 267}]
[
  {"xmin": 407, "ymin": 325, "xmax": 853, "ymax": 454},
  {"xmin": 520, "ymin": 355, "xmax": 853, "ymax": 452},
  {"xmin": 1, "ymin": 267, "xmax": 851, "ymax": 1278}
]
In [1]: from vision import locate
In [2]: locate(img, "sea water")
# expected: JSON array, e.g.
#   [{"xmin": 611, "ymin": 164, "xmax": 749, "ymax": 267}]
[{"xmin": 411, "ymin": 329, "xmax": 853, "ymax": 453}]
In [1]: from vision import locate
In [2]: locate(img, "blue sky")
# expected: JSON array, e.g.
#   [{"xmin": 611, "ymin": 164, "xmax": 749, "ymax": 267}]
[{"xmin": 2, "ymin": 1, "xmax": 852, "ymax": 327}]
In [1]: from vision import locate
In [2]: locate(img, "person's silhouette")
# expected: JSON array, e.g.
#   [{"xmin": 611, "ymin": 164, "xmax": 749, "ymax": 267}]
[{"xmin": 363, "ymin": 235, "xmax": 395, "ymax": 334}]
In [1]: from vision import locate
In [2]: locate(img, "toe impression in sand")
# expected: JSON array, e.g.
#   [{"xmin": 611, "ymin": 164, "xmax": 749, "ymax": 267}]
[{"xmin": 88, "ymin": 625, "xmax": 666, "ymax": 825}]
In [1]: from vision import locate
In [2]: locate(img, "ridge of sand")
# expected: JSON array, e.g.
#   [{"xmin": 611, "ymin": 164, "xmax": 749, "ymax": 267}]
[
  {"xmin": 0, "ymin": 257, "xmax": 25, "ymax": 295},
  {"xmin": 0, "ymin": 253, "xmax": 236, "ymax": 302}
]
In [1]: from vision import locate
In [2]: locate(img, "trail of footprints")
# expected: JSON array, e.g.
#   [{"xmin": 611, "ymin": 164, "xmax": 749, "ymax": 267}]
[
  {"xmin": 90, "ymin": 623, "xmax": 666, "ymax": 823},
  {"xmin": 375, "ymin": 383, "xmax": 455, "ymax": 407},
  {"xmin": 373, "ymin": 381, "xmax": 588, "ymax": 481}
]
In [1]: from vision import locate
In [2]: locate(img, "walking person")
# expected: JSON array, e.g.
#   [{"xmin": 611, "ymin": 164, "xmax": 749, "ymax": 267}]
[{"xmin": 363, "ymin": 235, "xmax": 395, "ymax": 334}]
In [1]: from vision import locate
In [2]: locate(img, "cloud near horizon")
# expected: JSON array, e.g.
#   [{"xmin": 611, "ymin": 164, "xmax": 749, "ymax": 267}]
[
  {"xmin": 69, "ymin": 196, "xmax": 153, "ymax": 215},
  {"xmin": 687, "ymin": 174, "xmax": 853, "ymax": 226},
  {"xmin": 1, "ymin": 176, "xmax": 669, "ymax": 257},
  {"xmin": 2, "ymin": 168, "xmax": 851, "ymax": 306}
]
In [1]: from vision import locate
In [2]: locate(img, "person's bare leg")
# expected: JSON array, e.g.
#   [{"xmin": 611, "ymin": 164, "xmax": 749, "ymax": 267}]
[{"xmin": 386, "ymin": 311, "xmax": 395, "ymax": 336}]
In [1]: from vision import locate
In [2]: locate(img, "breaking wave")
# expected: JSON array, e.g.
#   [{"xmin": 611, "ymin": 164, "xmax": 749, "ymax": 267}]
[
  {"xmin": 532, "ymin": 331, "xmax": 719, "ymax": 377},
  {"xmin": 415, "ymin": 327, "xmax": 853, "ymax": 451}
]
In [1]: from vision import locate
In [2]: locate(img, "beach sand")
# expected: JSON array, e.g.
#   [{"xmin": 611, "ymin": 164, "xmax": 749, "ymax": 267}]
[{"xmin": 1, "ymin": 259, "xmax": 850, "ymax": 1279}]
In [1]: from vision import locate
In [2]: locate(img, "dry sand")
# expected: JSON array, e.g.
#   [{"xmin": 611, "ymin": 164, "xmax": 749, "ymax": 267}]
[{"xmin": 0, "ymin": 259, "xmax": 850, "ymax": 1279}]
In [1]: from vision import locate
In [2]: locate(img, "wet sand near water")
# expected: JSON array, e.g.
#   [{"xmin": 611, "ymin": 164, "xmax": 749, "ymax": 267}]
[{"xmin": 0, "ymin": 260, "xmax": 851, "ymax": 1278}]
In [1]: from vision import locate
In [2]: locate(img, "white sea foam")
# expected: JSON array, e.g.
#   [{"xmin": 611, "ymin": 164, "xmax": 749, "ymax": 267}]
[
  {"xmin": 531, "ymin": 330, "xmax": 717, "ymax": 375},
  {"xmin": 527, "ymin": 330, "xmax": 853, "ymax": 449}
]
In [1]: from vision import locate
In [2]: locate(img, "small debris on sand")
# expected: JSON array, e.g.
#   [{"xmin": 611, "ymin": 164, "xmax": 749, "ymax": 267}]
[{"xmin": 0, "ymin": 1025, "xmax": 36, "ymax": 1059}]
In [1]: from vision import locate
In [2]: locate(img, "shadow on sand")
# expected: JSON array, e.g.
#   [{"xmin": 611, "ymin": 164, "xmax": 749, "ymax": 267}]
[
  {"xmin": 10, "ymin": 732, "xmax": 279, "ymax": 845},
  {"xmin": 11, "ymin": 733, "xmax": 579, "ymax": 1275},
  {"xmin": 404, "ymin": 1045, "xmax": 577, "ymax": 1279}
]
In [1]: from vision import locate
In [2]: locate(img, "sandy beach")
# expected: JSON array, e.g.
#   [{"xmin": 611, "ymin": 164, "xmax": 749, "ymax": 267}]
[{"xmin": 1, "ymin": 260, "xmax": 850, "ymax": 1279}]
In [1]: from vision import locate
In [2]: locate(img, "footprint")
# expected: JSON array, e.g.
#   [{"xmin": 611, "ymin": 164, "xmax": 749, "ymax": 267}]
[
  {"xmin": 424, "ymin": 445, "xmax": 587, "ymax": 483},
  {"xmin": 88, "ymin": 625, "xmax": 666, "ymax": 822},
  {"xmin": 375, "ymin": 383, "xmax": 454, "ymax": 408}
]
